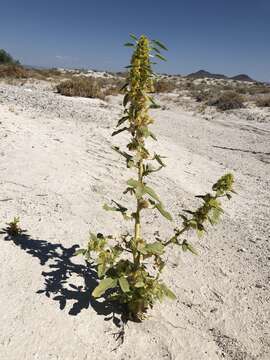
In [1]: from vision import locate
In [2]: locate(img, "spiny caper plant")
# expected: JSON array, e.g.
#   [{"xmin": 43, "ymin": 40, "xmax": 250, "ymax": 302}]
[{"xmin": 77, "ymin": 34, "xmax": 235, "ymax": 321}]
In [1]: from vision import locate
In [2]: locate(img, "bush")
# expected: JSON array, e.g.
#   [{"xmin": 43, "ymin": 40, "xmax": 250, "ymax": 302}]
[
  {"xmin": 56, "ymin": 77, "xmax": 105, "ymax": 99},
  {"xmin": 208, "ymin": 91, "xmax": 244, "ymax": 111},
  {"xmin": 76, "ymin": 35, "xmax": 235, "ymax": 321},
  {"xmin": 0, "ymin": 64, "xmax": 28, "ymax": 78},
  {"xmin": 155, "ymin": 79, "xmax": 176, "ymax": 93},
  {"xmin": 0, "ymin": 49, "xmax": 20, "ymax": 65},
  {"xmin": 256, "ymin": 96, "xmax": 270, "ymax": 107},
  {"xmin": 56, "ymin": 76, "xmax": 125, "ymax": 99},
  {"xmin": 191, "ymin": 89, "xmax": 214, "ymax": 102}
]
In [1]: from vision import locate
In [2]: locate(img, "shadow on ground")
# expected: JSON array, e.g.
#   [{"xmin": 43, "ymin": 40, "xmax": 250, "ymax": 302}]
[{"xmin": 2, "ymin": 229, "xmax": 124, "ymax": 327}]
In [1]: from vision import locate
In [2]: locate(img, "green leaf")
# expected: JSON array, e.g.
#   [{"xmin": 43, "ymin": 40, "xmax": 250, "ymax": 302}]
[
  {"xmin": 111, "ymin": 200, "xmax": 128, "ymax": 213},
  {"xmin": 149, "ymin": 131, "xmax": 157, "ymax": 140},
  {"xmin": 112, "ymin": 126, "xmax": 129, "ymax": 136},
  {"xmin": 155, "ymin": 53, "xmax": 167, "ymax": 61},
  {"xmin": 149, "ymin": 103, "xmax": 161, "ymax": 109},
  {"xmin": 210, "ymin": 208, "xmax": 222, "ymax": 224},
  {"xmin": 155, "ymin": 202, "xmax": 173, "ymax": 221},
  {"xmin": 119, "ymin": 83, "xmax": 129, "ymax": 92},
  {"xmin": 161, "ymin": 284, "xmax": 176, "ymax": 300},
  {"xmin": 124, "ymin": 42, "xmax": 134, "ymax": 47},
  {"xmin": 152, "ymin": 47, "xmax": 161, "ymax": 54},
  {"xmin": 127, "ymin": 180, "xmax": 160, "ymax": 201},
  {"xmin": 134, "ymin": 281, "xmax": 145, "ymax": 288},
  {"xmin": 92, "ymin": 277, "xmax": 117, "ymax": 298},
  {"xmin": 146, "ymin": 241, "xmax": 164, "ymax": 255},
  {"xmin": 119, "ymin": 276, "xmax": 130, "ymax": 293},
  {"xmin": 144, "ymin": 185, "xmax": 160, "ymax": 201},
  {"xmin": 196, "ymin": 228, "xmax": 205, "ymax": 238},
  {"xmin": 112, "ymin": 146, "xmax": 132, "ymax": 161},
  {"xmin": 188, "ymin": 219, "xmax": 198, "ymax": 229},
  {"xmin": 137, "ymin": 242, "xmax": 148, "ymax": 255},
  {"xmin": 90, "ymin": 232, "xmax": 98, "ymax": 241},
  {"xmin": 129, "ymin": 34, "xmax": 138, "ymax": 41},
  {"xmin": 117, "ymin": 116, "xmax": 129, "ymax": 127},
  {"xmin": 98, "ymin": 263, "xmax": 106, "ymax": 278},
  {"xmin": 154, "ymin": 153, "xmax": 166, "ymax": 167},
  {"xmin": 185, "ymin": 242, "xmax": 198, "ymax": 255},
  {"xmin": 103, "ymin": 203, "xmax": 117, "ymax": 212},
  {"xmin": 127, "ymin": 178, "xmax": 139, "ymax": 188},
  {"xmin": 152, "ymin": 40, "xmax": 168, "ymax": 51},
  {"xmin": 149, "ymin": 96, "xmax": 159, "ymax": 107},
  {"xmin": 103, "ymin": 202, "xmax": 128, "ymax": 219},
  {"xmin": 123, "ymin": 93, "xmax": 129, "ymax": 107}
]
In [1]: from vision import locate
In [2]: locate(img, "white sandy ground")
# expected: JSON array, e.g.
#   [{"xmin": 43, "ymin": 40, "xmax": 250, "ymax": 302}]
[{"xmin": 0, "ymin": 83, "xmax": 269, "ymax": 360}]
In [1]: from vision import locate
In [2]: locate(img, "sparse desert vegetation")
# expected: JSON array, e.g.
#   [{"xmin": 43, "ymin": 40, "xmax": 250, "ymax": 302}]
[
  {"xmin": 256, "ymin": 96, "xmax": 270, "ymax": 107},
  {"xmin": 56, "ymin": 76, "xmax": 124, "ymax": 99},
  {"xmin": 0, "ymin": 44, "xmax": 269, "ymax": 360},
  {"xmin": 0, "ymin": 64, "xmax": 29, "ymax": 79},
  {"xmin": 207, "ymin": 91, "xmax": 244, "ymax": 111},
  {"xmin": 154, "ymin": 78, "xmax": 177, "ymax": 93},
  {"xmin": 0, "ymin": 49, "xmax": 20, "ymax": 65},
  {"xmin": 56, "ymin": 77, "xmax": 107, "ymax": 99}
]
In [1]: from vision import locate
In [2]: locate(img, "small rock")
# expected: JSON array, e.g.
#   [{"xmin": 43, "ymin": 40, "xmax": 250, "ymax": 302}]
[{"xmin": 238, "ymin": 248, "xmax": 247, "ymax": 252}]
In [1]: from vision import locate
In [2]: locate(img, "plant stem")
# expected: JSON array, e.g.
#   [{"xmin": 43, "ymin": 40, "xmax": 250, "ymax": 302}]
[
  {"xmin": 134, "ymin": 160, "xmax": 143, "ymax": 240},
  {"xmin": 134, "ymin": 158, "xmax": 143, "ymax": 268},
  {"xmin": 164, "ymin": 227, "xmax": 188, "ymax": 246}
]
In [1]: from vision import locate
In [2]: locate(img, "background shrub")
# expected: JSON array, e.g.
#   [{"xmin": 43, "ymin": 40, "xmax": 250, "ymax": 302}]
[
  {"xmin": 0, "ymin": 49, "xmax": 20, "ymax": 65},
  {"xmin": 155, "ymin": 79, "xmax": 176, "ymax": 93},
  {"xmin": 56, "ymin": 76, "xmax": 125, "ymax": 99},
  {"xmin": 207, "ymin": 91, "xmax": 244, "ymax": 111},
  {"xmin": 0, "ymin": 64, "xmax": 28, "ymax": 79},
  {"xmin": 56, "ymin": 77, "xmax": 105, "ymax": 99},
  {"xmin": 256, "ymin": 96, "xmax": 270, "ymax": 107}
]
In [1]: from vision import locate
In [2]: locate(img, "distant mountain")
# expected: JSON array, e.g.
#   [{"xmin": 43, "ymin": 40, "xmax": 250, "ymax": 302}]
[
  {"xmin": 186, "ymin": 69, "xmax": 255, "ymax": 82},
  {"xmin": 230, "ymin": 74, "xmax": 254, "ymax": 82},
  {"xmin": 187, "ymin": 70, "xmax": 227, "ymax": 80}
]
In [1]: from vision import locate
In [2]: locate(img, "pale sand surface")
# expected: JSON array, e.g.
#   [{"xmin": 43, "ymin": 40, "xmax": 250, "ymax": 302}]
[{"xmin": 0, "ymin": 83, "xmax": 269, "ymax": 359}]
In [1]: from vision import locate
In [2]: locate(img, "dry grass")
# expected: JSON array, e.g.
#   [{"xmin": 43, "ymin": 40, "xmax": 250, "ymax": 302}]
[
  {"xmin": 0, "ymin": 64, "xmax": 29, "ymax": 79},
  {"xmin": 0, "ymin": 65, "xmax": 67, "ymax": 81},
  {"xmin": 56, "ymin": 77, "xmax": 124, "ymax": 99},
  {"xmin": 155, "ymin": 79, "xmax": 177, "ymax": 93},
  {"xmin": 207, "ymin": 91, "xmax": 244, "ymax": 111},
  {"xmin": 56, "ymin": 77, "xmax": 105, "ymax": 99},
  {"xmin": 256, "ymin": 96, "xmax": 270, "ymax": 108}
]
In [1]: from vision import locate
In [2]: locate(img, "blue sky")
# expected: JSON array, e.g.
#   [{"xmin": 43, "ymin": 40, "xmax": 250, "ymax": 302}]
[{"xmin": 0, "ymin": 0, "xmax": 269, "ymax": 81}]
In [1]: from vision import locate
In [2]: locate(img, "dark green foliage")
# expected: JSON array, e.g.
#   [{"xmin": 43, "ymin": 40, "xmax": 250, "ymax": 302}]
[{"xmin": 0, "ymin": 49, "xmax": 20, "ymax": 65}]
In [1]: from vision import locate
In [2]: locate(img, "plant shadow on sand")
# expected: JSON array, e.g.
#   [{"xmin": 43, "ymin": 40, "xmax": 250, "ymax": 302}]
[{"xmin": 2, "ymin": 229, "xmax": 125, "ymax": 328}]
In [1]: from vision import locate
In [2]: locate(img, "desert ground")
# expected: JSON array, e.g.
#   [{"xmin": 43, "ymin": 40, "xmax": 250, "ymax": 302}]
[{"xmin": 0, "ymin": 75, "xmax": 269, "ymax": 360}]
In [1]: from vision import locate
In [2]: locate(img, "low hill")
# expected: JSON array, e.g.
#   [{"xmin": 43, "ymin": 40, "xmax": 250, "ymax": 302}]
[
  {"xmin": 187, "ymin": 69, "xmax": 255, "ymax": 82},
  {"xmin": 230, "ymin": 74, "xmax": 254, "ymax": 82},
  {"xmin": 187, "ymin": 70, "xmax": 227, "ymax": 80}
]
